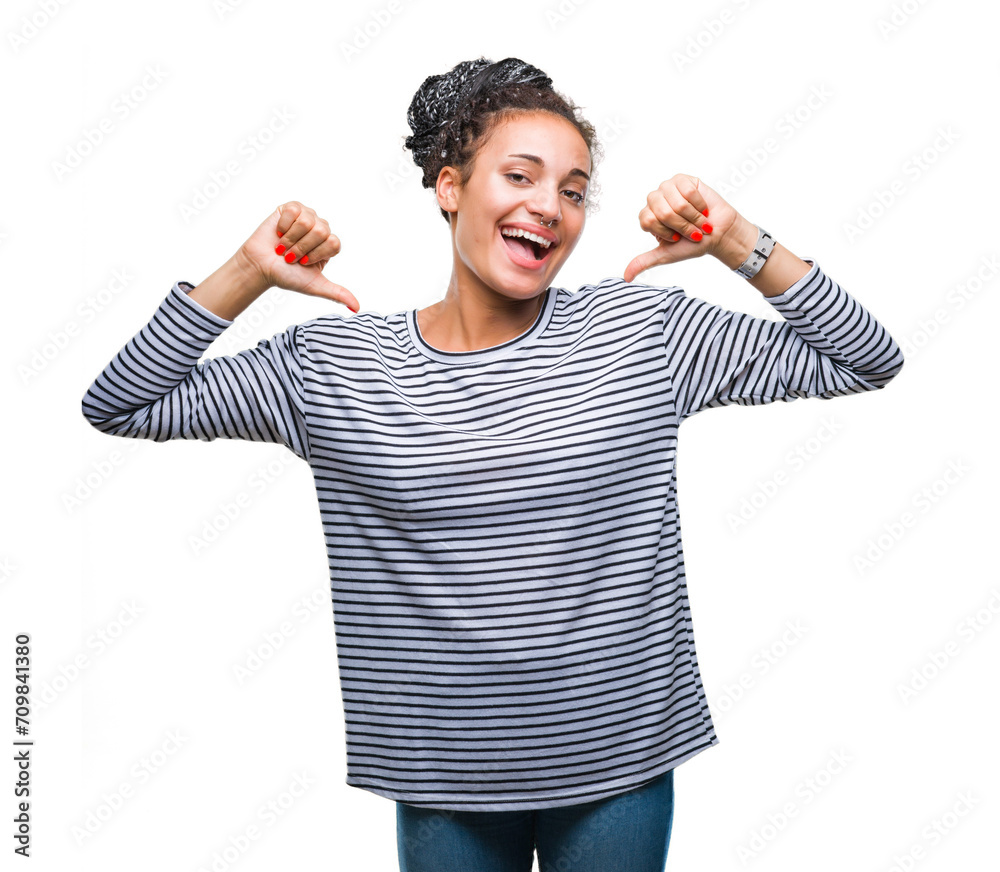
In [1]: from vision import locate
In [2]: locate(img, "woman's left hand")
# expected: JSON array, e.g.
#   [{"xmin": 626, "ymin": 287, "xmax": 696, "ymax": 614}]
[{"xmin": 623, "ymin": 174, "xmax": 753, "ymax": 282}]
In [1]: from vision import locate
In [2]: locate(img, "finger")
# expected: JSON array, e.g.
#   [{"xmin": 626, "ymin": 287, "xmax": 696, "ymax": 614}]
[
  {"xmin": 624, "ymin": 243, "xmax": 675, "ymax": 283},
  {"xmin": 638, "ymin": 205, "xmax": 682, "ymax": 244},
  {"xmin": 301, "ymin": 273, "xmax": 360, "ymax": 313},
  {"xmin": 284, "ymin": 231, "xmax": 341, "ymax": 266},
  {"xmin": 277, "ymin": 203, "xmax": 316, "ymax": 248},
  {"xmin": 274, "ymin": 201, "xmax": 303, "ymax": 239},
  {"xmin": 280, "ymin": 223, "xmax": 334, "ymax": 264},
  {"xmin": 301, "ymin": 232, "xmax": 341, "ymax": 265},
  {"xmin": 649, "ymin": 189, "xmax": 704, "ymax": 241},
  {"xmin": 671, "ymin": 174, "xmax": 710, "ymax": 223}
]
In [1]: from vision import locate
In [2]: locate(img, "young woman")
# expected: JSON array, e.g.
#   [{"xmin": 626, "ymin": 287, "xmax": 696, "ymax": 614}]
[{"xmin": 81, "ymin": 57, "xmax": 904, "ymax": 872}]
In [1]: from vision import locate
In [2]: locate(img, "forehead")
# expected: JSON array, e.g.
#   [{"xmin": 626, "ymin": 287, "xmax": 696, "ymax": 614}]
[{"xmin": 485, "ymin": 112, "xmax": 591, "ymax": 172}]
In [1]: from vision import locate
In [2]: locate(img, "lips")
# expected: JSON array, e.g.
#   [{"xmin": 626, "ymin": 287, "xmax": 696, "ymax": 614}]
[
  {"xmin": 499, "ymin": 222, "xmax": 558, "ymax": 247},
  {"xmin": 498, "ymin": 225, "xmax": 556, "ymax": 270}
]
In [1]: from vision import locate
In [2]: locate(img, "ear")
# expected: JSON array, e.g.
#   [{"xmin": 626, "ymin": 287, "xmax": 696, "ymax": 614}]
[{"xmin": 435, "ymin": 165, "xmax": 461, "ymax": 216}]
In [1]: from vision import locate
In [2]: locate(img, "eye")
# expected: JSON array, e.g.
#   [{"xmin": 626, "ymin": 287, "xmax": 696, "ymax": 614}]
[{"xmin": 506, "ymin": 171, "xmax": 585, "ymax": 204}]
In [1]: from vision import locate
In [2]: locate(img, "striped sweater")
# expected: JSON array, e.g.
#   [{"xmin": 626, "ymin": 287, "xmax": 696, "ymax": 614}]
[{"xmin": 81, "ymin": 258, "xmax": 903, "ymax": 811}]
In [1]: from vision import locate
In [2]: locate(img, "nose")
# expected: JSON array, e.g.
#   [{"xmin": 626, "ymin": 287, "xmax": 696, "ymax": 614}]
[{"xmin": 527, "ymin": 185, "xmax": 561, "ymax": 227}]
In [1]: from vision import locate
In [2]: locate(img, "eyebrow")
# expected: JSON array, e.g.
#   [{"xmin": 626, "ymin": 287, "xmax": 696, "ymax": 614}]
[{"xmin": 507, "ymin": 153, "xmax": 591, "ymax": 183}]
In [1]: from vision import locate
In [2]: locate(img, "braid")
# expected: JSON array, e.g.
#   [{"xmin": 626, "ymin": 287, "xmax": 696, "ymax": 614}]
[{"xmin": 403, "ymin": 57, "xmax": 601, "ymax": 223}]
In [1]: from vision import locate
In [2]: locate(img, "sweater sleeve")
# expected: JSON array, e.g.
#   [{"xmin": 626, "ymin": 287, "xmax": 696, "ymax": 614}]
[
  {"xmin": 661, "ymin": 258, "xmax": 904, "ymax": 421},
  {"xmin": 80, "ymin": 281, "xmax": 311, "ymax": 462}
]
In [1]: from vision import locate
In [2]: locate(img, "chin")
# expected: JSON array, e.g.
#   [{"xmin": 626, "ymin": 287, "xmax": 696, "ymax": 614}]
[{"xmin": 494, "ymin": 267, "xmax": 558, "ymax": 298}]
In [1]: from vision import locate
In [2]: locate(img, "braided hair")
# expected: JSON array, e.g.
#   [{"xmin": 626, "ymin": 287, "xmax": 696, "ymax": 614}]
[{"xmin": 404, "ymin": 57, "xmax": 601, "ymax": 223}]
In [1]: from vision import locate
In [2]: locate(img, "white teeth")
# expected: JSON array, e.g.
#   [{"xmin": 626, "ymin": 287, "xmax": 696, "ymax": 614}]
[{"xmin": 500, "ymin": 227, "xmax": 552, "ymax": 249}]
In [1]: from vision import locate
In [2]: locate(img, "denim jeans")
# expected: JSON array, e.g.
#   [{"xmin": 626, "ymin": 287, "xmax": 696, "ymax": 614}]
[{"xmin": 396, "ymin": 768, "xmax": 674, "ymax": 872}]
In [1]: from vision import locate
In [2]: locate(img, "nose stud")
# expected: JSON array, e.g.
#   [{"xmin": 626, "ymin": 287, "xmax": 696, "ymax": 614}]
[{"xmin": 539, "ymin": 218, "xmax": 557, "ymax": 228}]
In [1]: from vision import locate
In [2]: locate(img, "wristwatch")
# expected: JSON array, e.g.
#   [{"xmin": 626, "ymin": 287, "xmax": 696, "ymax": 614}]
[{"xmin": 734, "ymin": 225, "xmax": 775, "ymax": 280}]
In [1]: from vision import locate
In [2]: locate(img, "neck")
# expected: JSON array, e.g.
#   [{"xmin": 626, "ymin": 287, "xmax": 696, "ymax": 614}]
[
  {"xmin": 417, "ymin": 230, "xmax": 548, "ymax": 353},
  {"xmin": 421, "ymin": 276, "xmax": 546, "ymax": 353}
]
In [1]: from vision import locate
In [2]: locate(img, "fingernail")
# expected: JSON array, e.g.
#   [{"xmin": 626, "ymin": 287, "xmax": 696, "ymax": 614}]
[
  {"xmin": 349, "ymin": 304, "xmax": 359, "ymax": 313},
  {"xmin": 691, "ymin": 231, "xmax": 703, "ymax": 242},
  {"xmin": 702, "ymin": 223, "xmax": 713, "ymax": 235},
  {"xmin": 275, "ymin": 244, "xmax": 286, "ymax": 255},
  {"xmin": 300, "ymin": 255, "xmax": 309, "ymax": 264},
  {"xmin": 284, "ymin": 251, "xmax": 296, "ymax": 263},
  {"xmin": 671, "ymin": 232, "xmax": 681, "ymax": 242},
  {"xmin": 702, "ymin": 208, "xmax": 709, "ymax": 217}
]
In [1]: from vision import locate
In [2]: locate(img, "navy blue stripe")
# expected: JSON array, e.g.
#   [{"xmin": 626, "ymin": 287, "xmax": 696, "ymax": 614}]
[{"xmin": 80, "ymin": 259, "xmax": 903, "ymax": 811}]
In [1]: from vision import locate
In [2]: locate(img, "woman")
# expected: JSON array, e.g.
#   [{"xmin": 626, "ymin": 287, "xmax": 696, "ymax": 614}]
[{"xmin": 81, "ymin": 57, "xmax": 904, "ymax": 872}]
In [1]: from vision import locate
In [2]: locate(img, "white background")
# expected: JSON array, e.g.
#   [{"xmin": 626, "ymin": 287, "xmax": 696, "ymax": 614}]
[{"xmin": 3, "ymin": 0, "xmax": 998, "ymax": 869}]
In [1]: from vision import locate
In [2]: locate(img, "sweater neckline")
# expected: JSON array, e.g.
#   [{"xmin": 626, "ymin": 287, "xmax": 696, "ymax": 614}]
[{"xmin": 406, "ymin": 287, "xmax": 556, "ymax": 364}]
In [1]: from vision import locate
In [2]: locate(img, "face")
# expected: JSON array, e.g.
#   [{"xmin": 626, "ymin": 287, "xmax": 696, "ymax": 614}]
[{"xmin": 436, "ymin": 111, "xmax": 591, "ymax": 302}]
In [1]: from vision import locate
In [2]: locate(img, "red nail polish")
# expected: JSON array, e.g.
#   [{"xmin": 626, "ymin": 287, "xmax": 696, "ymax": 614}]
[
  {"xmin": 275, "ymin": 244, "xmax": 286, "ymax": 255},
  {"xmin": 671, "ymin": 232, "xmax": 681, "ymax": 242},
  {"xmin": 691, "ymin": 231, "xmax": 703, "ymax": 242},
  {"xmin": 702, "ymin": 223, "xmax": 713, "ymax": 234},
  {"xmin": 300, "ymin": 255, "xmax": 309, "ymax": 264},
  {"xmin": 284, "ymin": 251, "xmax": 296, "ymax": 263},
  {"xmin": 702, "ymin": 208, "xmax": 709, "ymax": 217}
]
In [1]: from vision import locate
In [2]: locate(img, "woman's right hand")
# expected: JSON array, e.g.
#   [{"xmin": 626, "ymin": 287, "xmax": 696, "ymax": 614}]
[{"xmin": 236, "ymin": 201, "xmax": 360, "ymax": 313}]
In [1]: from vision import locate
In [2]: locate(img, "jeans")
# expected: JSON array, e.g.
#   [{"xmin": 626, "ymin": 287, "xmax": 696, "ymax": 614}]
[{"xmin": 396, "ymin": 769, "xmax": 674, "ymax": 872}]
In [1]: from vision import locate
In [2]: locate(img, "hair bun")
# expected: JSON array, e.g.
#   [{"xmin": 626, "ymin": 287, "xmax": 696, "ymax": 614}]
[{"xmin": 404, "ymin": 56, "xmax": 552, "ymax": 173}]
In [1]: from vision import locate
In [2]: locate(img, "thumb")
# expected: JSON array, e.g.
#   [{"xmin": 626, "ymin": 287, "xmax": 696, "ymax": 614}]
[
  {"xmin": 624, "ymin": 240, "xmax": 674, "ymax": 283},
  {"xmin": 300, "ymin": 269, "xmax": 361, "ymax": 314}
]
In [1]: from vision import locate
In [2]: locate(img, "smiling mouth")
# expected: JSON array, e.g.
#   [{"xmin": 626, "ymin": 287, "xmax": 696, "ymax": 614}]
[{"xmin": 499, "ymin": 227, "xmax": 556, "ymax": 264}]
